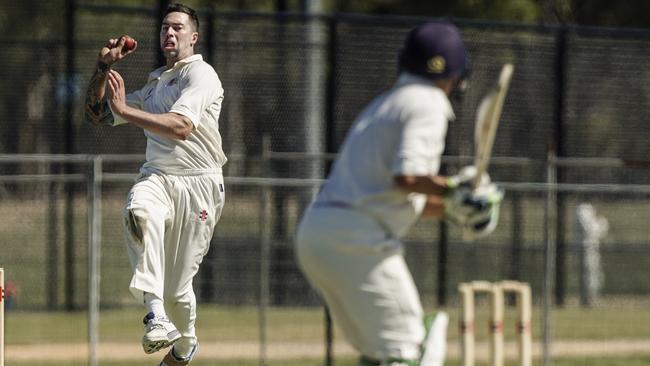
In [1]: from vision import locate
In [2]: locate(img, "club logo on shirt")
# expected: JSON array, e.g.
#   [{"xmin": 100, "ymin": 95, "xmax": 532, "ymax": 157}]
[
  {"xmin": 199, "ymin": 209, "xmax": 208, "ymax": 222},
  {"xmin": 144, "ymin": 88, "xmax": 153, "ymax": 101},
  {"xmin": 427, "ymin": 56, "xmax": 446, "ymax": 74}
]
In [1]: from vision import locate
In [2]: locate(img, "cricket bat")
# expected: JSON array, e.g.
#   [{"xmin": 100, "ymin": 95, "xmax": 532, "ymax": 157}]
[{"xmin": 473, "ymin": 63, "xmax": 514, "ymax": 188}]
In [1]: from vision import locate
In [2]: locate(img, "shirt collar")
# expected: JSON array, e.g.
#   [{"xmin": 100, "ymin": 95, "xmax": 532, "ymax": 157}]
[
  {"xmin": 395, "ymin": 71, "xmax": 436, "ymax": 87},
  {"xmin": 395, "ymin": 72, "xmax": 455, "ymax": 120},
  {"xmin": 148, "ymin": 54, "xmax": 204, "ymax": 81}
]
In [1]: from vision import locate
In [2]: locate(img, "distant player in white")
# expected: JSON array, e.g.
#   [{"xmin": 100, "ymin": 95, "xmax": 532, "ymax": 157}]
[
  {"xmin": 296, "ymin": 22, "xmax": 502, "ymax": 366},
  {"xmin": 83, "ymin": 3, "xmax": 224, "ymax": 365}
]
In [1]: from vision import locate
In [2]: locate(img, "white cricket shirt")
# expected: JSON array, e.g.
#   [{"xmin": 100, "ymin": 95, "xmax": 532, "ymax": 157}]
[
  {"xmin": 112, "ymin": 54, "xmax": 227, "ymax": 175},
  {"xmin": 315, "ymin": 72, "xmax": 454, "ymax": 237}
]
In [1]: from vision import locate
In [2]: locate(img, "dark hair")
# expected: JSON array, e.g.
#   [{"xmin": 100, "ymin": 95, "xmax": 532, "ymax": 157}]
[{"xmin": 164, "ymin": 3, "xmax": 199, "ymax": 31}]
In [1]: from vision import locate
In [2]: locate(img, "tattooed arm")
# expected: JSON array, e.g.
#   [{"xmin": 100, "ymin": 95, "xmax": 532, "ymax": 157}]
[
  {"xmin": 83, "ymin": 36, "xmax": 138, "ymax": 126},
  {"xmin": 84, "ymin": 61, "xmax": 114, "ymax": 126}
]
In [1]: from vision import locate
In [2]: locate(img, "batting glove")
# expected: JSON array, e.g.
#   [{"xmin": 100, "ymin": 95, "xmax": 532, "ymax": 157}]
[
  {"xmin": 445, "ymin": 165, "xmax": 490, "ymax": 190},
  {"xmin": 444, "ymin": 180, "xmax": 504, "ymax": 240}
]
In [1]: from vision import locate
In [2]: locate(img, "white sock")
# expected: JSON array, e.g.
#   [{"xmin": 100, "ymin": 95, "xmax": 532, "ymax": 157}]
[{"xmin": 143, "ymin": 292, "xmax": 167, "ymax": 318}]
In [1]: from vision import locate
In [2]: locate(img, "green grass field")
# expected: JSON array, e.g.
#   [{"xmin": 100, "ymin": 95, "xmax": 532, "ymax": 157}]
[
  {"xmin": 6, "ymin": 354, "xmax": 650, "ymax": 366},
  {"xmin": 7, "ymin": 301, "xmax": 650, "ymax": 343},
  {"xmin": 7, "ymin": 356, "xmax": 650, "ymax": 366},
  {"xmin": 4, "ymin": 303, "xmax": 650, "ymax": 365}
]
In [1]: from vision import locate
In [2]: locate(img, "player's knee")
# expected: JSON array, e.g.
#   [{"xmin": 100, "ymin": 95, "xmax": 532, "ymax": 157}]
[
  {"xmin": 165, "ymin": 296, "xmax": 189, "ymax": 312},
  {"xmin": 166, "ymin": 288, "xmax": 195, "ymax": 305},
  {"xmin": 124, "ymin": 208, "xmax": 145, "ymax": 245},
  {"xmin": 164, "ymin": 291, "xmax": 196, "ymax": 323}
]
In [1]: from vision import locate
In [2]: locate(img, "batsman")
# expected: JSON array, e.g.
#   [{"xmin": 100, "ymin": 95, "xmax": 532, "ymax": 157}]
[
  {"xmin": 83, "ymin": 3, "xmax": 226, "ymax": 366},
  {"xmin": 295, "ymin": 22, "xmax": 503, "ymax": 366}
]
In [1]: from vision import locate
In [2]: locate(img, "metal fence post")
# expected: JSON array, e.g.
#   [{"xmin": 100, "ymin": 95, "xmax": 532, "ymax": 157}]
[
  {"xmin": 303, "ymin": 1, "xmax": 325, "ymax": 189},
  {"xmin": 64, "ymin": 0, "xmax": 78, "ymax": 313},
  {"xmin": 156, "ymin": 0, "xmax": 169, "ymax": 68},
  {"xmin": 542, "ymin": 148, "xmax": 557, "ymax": 366},
  {"xmin": 437, "ymin": 221, "xmax": 448, "ymax": 306},
  {"xmin": 259, "ymin": 136, "xmax": 272, "ymax": 366},
  {"xmin": 509, "ymin": 192, "xmax": 523, "ymax": 283},
  {"xmin": 325, "ymin": 15, "xmax": 337, "ymax": 366},
  {"xmin": 47, "ymin": 168, "xmax": 60, "ymax": 310},
  {"xmin": 553, "ymin": 27, "xmax": 568, "ymax": 307},
  {"xmin": 88, "ymin": 156, "xmax": 103, "ymax": 366}
]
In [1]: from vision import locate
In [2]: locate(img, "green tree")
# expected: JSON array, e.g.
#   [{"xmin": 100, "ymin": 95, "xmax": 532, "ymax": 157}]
[{"xmin": 328, "ymin": 0, "xmax": 649, "ymax": 28}]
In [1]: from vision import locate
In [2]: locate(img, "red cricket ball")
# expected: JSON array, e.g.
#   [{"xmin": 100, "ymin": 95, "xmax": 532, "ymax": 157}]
[{"xmin": 122, "ymin": 36, "xmax": 136, "ymax": 52}]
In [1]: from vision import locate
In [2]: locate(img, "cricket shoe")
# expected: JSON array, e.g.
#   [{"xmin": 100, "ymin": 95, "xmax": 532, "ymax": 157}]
[
  {"xmin": 158, "ymin": 342, "xmax": 199, "ymax": 366},
  {"xmin": 142, "ymin": 312, "xmax": 181, "ymax": 354}
]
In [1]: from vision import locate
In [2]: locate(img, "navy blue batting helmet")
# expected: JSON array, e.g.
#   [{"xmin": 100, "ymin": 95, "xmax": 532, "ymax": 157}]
[{"xmin": 399, "ymin": 22, "xmax": 470, "ymax": 80}]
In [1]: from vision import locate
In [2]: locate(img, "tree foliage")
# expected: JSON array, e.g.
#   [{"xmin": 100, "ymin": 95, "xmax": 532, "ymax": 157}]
[
  {"xmin": 329, "ymin": 0, "xmax": 650, "ymax": 28},
  {"xmin": 3, "ymin": 0, "xmax": 648, "ymax": 33}
]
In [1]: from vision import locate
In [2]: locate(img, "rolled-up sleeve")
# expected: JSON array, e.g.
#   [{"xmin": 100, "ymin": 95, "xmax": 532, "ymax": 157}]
[{"xmin": 392, "ymin": 98, "xmax": 448, "ymax": 176}]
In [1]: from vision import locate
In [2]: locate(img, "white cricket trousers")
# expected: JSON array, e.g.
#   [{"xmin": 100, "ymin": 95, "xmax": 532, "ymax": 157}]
[
  {"xmin": 123, "ymin": 169, "xmax": 225, "ymax": 339},
  {"xmin": 296, "ymin": 205, "xmax": 425, "ymax": 361}
]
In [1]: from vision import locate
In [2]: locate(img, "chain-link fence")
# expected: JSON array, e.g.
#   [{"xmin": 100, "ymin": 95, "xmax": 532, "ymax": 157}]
[{"xmin": 2, "ymin": 154, "xmax": 650, "ymax": 365}]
